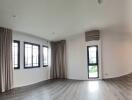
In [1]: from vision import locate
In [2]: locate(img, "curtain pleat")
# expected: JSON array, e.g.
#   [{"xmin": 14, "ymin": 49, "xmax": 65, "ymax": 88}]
[
  {"xmin": 0, "ymin": 27, "xmax": 13, "ymax": 92},
  {"xmin": 50, "ymin": 40, "xmax": 67, "ymax": 79}
]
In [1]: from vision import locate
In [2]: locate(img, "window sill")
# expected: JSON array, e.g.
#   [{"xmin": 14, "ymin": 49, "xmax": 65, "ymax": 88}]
[
  {"xmin": 24, "ymin": 66, "xmax": 40, "ymax": 69},
  {"xmin": 43, "ymin": 65, "xmax": 48, "ymax": 67},
  {"xmin": 14, "ymin": 67, "xmax": 20, "ymax": 70}
]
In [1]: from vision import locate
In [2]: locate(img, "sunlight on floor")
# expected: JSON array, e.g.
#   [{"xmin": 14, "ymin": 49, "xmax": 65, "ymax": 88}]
[{"xmin": 88, "ymin": 81, "xmax": 99, "ymax": 93}]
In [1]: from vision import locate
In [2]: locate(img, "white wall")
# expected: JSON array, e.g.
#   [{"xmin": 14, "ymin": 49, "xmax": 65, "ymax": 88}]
[
  {"xmin": 102, "ymin": 29, "xmax": 132, "ymax": 78},
  {"xmin": 13, "ymin": 31, "xmax": 50, "ymax": 88},
  {"xmin": 123, "ymin": 0, "xmax": 132, "ymax": 75},
  {"xmin": 120, "ymin": 34, "xmax": 132, "ymax": 77},
  {"xmin": 66, "ymin": 34, "xmax": 87, "ymax": 80},
  {"xmin": 66, "ymin": 27, "xmax": 132, "ymax": 79},
  {"xmin": 66, "ymin": 34, "xmax": 102, "ymax": 80},
  {"xmin": 101, "ymin": 27, "xmax": 125, "ymax": 78},
  {"xmin": 101, "ymin": 0, "xmax": 132, "ymax": 78},
  {"xmin": 13, "ymin": 29, "xmax": 132, "ymax": 84},
  {"xmin": 4, "ymin": 0, "xmax": 132, "ymax": 83}
]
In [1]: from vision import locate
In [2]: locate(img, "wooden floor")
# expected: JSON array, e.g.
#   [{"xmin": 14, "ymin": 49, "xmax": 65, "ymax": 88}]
[{"xmin": 1, "ymin": 74, "xmax": 132, "ymax": 100}]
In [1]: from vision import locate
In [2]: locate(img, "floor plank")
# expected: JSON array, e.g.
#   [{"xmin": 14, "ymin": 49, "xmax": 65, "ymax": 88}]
[{"xmin": 0, "ymin": 74, "xmax": 132, "ymax": 100}]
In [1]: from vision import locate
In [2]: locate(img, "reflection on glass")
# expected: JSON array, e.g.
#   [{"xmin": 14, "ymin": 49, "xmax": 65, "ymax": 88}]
[
  {"xmin": 25, "ymin": 44, "xmax": 39, "ymax": 67},
  {"xmin": 89, "ymin": 47, "xmax": 97, "ymax": 64},
  {"xmin": 89, "ymin": 66, "xmax": 98, "ymax": 78},
  {"xmin": 33, "ymin": 46, "xmax": 39, "ymax": 66},
  {"xmin": 43, "ymin": 47, "xmax": 48, "ymax": 66},
  {"xmin": 25, "ymin": 44, "xmax": 32, "ymax": 67},
  {"xmin": 12, "ymin": 42, "xmax": 18, "ymax": 68}
]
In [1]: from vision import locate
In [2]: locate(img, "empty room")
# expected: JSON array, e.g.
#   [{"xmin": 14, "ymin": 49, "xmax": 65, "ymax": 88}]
[{"xmin": 0, "ymin": 0, "xmax": 132, "ymax": 100}]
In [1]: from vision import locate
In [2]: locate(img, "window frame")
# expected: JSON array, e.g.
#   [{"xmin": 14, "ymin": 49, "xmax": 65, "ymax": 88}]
[
  {"xmin": 13, "ymin": 40, "xmax": 20, "ymax": 69},
  {"xmin": 24, "ymin": 42, "xmax": 40, "ymax": 69},
  {"xmin": 87, "ymin": 45, "xmax": 99, "ymax": 79},
  {"xmin": 43, "ymin": 45, "xmax": 48, "ymax": 67}
]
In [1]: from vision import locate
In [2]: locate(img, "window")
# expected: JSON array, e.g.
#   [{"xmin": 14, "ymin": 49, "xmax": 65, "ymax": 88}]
[
  {"xmin": 43, "ymin": 46, "xmax": 48, "ymax": 67},
  {"xmin": 12, "ymin": 40, "xmax": 20, "ymax": 69},
  {"xmin": 24, "ymin": 42, "xmax": 40, "ymax": 68},
  {"xmin": 87, "ymin": 46, "xmax": 99, "ymax": 78}
]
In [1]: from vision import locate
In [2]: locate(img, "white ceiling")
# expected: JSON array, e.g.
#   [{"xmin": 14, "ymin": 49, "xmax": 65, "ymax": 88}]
[{"xmin": 0, "ymin": 0, "xmax": 125, "ymax": 41}]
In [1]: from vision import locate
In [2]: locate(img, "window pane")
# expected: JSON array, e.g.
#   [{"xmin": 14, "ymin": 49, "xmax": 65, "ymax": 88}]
[
  {"xmin": 25, "ymin": 44, "xmax": 32, "ymax": 67},
  {"xmin": 33, "ymin": 45, "xmax": 39, "ymax": 66},
  {"xmin": 24, "ymin": 43, "xmax": 40, "ymax": 68},
  {"xmin": 43, "ymin": 47, "xmax": 48, "ymax": 66},
  {"xmin": 87, "ymin": 46, "xmax": 99, "ymax": 79},
  {"xmin": 89, "ymin": 66, "xmax": 98, "ymax": 78},
  {"xmin": 89, "ymin": 47, "xmax": 97, "ymax": 64},
  {"xmin": 12, "ymin": 41, "xmax": 19, "ymax": 69}
]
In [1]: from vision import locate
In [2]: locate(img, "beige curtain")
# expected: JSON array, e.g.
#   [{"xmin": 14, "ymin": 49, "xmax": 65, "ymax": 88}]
[
  {"xmin": 0, "ymin": 27, "xmax": 13, "ymax": 92},
  {"xmin": 50, "ymin": 40, "xmax": 67, "ymax": 79}
]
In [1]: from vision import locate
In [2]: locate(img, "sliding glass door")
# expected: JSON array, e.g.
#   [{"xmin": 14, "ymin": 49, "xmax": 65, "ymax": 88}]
[{"xmin": 87, "ymin": 46, "xmax": 99, "ymax": 79}]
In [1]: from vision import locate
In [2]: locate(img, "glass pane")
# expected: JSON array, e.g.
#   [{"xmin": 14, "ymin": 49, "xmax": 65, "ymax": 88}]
[
  {"xmin": 89, "ymin": 47, "xmax": 97, "ymax": 64},
  {"xmin": 25, "ymin": 44, "xmax": 32, "ymax": 67},
  {"xmin": 33, "ymin": 45, "xmax": 39, "ymax": 66},
  {"xmin": 89, "ymin": 66, "xmax": 98, "ymax": 78},
  {"xmin": 43, "ymin": 47, "xmax": 48, "ymax": 66},
  {"xmin": 12, "ymin": 42, "xmax": 19, "ymax": 68}
]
